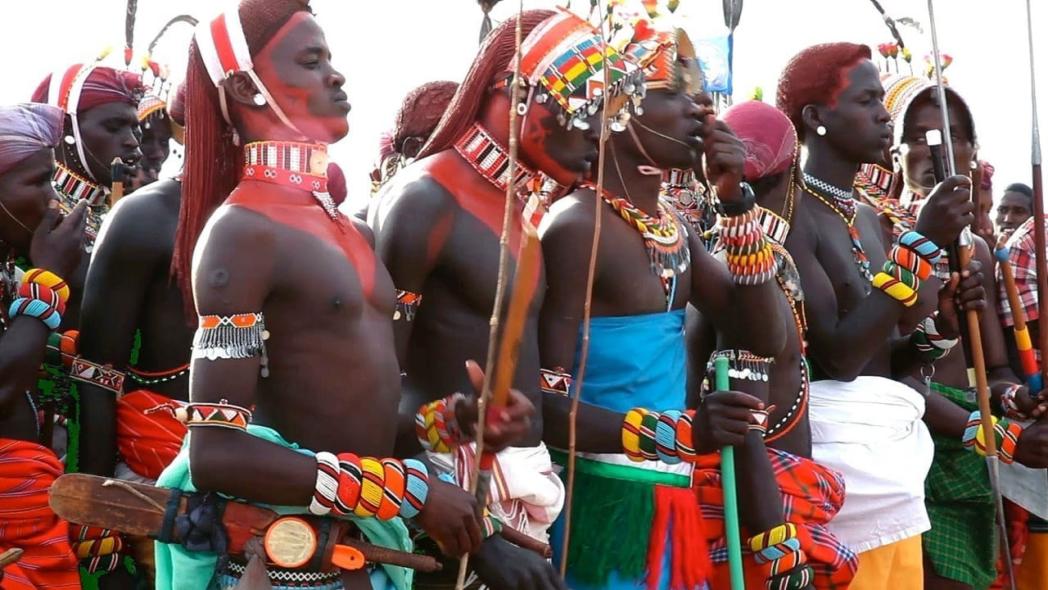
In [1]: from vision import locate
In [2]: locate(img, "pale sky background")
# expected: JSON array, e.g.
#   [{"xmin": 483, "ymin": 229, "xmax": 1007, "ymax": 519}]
[{"xmin": 1, "ymin": 0, "xmax": 1044, "ymax": 213}]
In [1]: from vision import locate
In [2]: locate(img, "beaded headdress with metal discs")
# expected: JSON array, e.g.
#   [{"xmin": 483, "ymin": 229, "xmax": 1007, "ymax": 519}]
[{"xmin": 511, "ymin": 9, "xmax": 646, "ymax": 131}]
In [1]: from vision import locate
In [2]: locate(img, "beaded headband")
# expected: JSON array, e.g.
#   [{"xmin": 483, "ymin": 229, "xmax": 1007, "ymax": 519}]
[
  {"xmin": 44, "ymin": 63, "xmax": 100, "ymax": 182},
  {"xmin": 513, "ymin": 9, "xmax": 644, "ymax": 129},
  {"xmin": 625, "ymin": 28, "xmax": 704, "ymax": 96},
  {"xmin": 194, "ymin": 8, "xmax": 305, "ymax": 139}
]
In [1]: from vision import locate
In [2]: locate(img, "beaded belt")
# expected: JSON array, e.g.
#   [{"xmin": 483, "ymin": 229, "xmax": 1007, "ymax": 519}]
[{"xmin": 223, "ymin": 559, "xmax": 343, "ymax": 585}]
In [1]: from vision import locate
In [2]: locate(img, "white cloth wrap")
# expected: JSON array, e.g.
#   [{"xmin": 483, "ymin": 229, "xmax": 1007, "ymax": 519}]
[{"xmin": 809, "ymin": 376, "xmax": 934, "ymax": 553}]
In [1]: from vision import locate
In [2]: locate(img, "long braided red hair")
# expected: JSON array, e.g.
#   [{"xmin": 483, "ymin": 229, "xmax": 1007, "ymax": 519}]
[
  {"xmin": 418, "ymin": 9, "xmax": 555, "ymax": 159},
  {"xmin": 172, "ymin": 0, "xmax": 310, "ymax": 313}
]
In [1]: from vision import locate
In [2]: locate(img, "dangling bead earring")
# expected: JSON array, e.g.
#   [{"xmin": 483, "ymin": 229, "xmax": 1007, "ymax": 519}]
[
  {"xmin": 252, "ymin": 94, "xmax": 266, "ymax": 106},
  {"xmin": 816, "ymin": 125, "xmax": 827, "ymax": 136},
  {"xmin": 63, "ymin": 135, "xmax": 76, "ymax": 145}
]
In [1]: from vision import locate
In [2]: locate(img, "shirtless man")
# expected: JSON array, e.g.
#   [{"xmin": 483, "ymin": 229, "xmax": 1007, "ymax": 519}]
[
  {"xmin": 0, "ymin": 103, "xmax": 86, "ymax": 590},
  {"xmin": 538, "ymin": 23, "xmax": 799, "ymax": 589},
  {"xmin": 372, "ymin": 11, "xmax": 639, "ymax": 588},
  {"xmin": 775, "ymin": 43, "xmax": 975, "ymax": 586},
  {"xmin": 154, "ymin": 2, "xmax": 501, "ymax": 588},
  {"xmin": 881, "ymin": 75, "xmax": 1048, "ymax": 590}
]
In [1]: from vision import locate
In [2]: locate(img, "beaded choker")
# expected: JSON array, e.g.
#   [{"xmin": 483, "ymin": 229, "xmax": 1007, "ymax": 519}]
[
  {"xmin": 454, "ymin": 123, "xmax": 536, "ymax": 195},
  {"xmin": 242, "ymin": 141, "xmax": 338, "ymax": 220},
  {"xmin": 54, "ymin": 163, "xmax": 108, "ymax": 248},
  {"xmin": 801, "ymin": 173, "xmax": 872, "ymax": 283},
  {"xmin": 586, "ymin": 182, "xmax": 690, "ymax": 295}
]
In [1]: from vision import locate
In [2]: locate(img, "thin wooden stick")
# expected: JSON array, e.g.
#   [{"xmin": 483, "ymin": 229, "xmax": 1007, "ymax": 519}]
[
  {"xmin": 1024, "ymin": 0, "xmax": 1048, "ymax": 392},
  {"xmin": 456, "ymin": 3, "xmax": 526, "ymax": 588},
  {"xmin": 559, "ymin": 3, "xmax": 611, "ymax": 578}
]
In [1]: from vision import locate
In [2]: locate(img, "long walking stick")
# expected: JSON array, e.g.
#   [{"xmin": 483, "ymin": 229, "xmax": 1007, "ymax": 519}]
[
  {"xmin": 927, "ymin": 2, "xmax": 1014, "ymax": 587},
  {"xmin": 1023, "ymin": 0, "xmax": 1048, "ymax": 395},
  {"xmin": 996, "ymin": 236, "xmax": 1042, "ymax": 391},
  {"xmin": 715, "ymin": 356, "xmax": 745, "ymax": 590}
]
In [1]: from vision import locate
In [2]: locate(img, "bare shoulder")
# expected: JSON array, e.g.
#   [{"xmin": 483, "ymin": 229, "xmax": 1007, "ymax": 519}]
[
  {"xmin": 541, "ymin": 191, "xmax": 597, "ymax": 239},
  {"xmin": 371, "ymin": 160, "xmax": 456, "ymax": 238},
  {"xmin": 95, "ymin": 179, "xmax": 181, "ymax": 257},
  {"xmin": 196, "ymin": 203, "xmax": 279, "ymax": 261}
]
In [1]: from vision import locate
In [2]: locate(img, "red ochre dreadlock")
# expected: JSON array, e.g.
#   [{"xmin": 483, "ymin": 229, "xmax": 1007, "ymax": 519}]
[
  {"xmin": 418, "ymin": 9, "xmax": 556, "ymax": 159},
  {"xmin": 172, "ymin": 0, "xmax": 311, "ymax": 313},
  {"xmin": 775, "ymin": 42, "xmax": 872, "ymax": 141},
  {"xmin": 393, "ymin": 80, "xmax": 459, "ymax": 158}
]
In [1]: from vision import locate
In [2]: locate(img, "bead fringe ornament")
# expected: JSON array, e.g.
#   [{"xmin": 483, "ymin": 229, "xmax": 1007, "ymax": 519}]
[{"xmin": 192, "ymin": 312, "xmax": 270, "ymax": 377}]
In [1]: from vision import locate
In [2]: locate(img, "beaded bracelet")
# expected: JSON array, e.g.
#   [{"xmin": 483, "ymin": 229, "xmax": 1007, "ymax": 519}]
[
  {"xmin": 623, "ymin": 408, "xmax": 700, "ymax": 464},
  {"xmin": 655, "ymin": 410, "xmax": 682, "ymax": 465},
  {"xmin": 378, "ymin": 458, "xmax": 406, "ymax": 520},
  {"xmin": 310, "ymin": 451, "xmax": 340, "ymax": 516},
  {"xmin": 415, "ymin": 394, "xmax": 467, "ymax": 453},
  {"xmin": 72, "ymin": 525, "xmax": 123, "ymax": 573},
  {"xmin": 334, "ymin": 453, "xmax": 363, "ymax": 515},
  {"xmin": 765, "ymin": 549, "xmax": 808, "ymax": 577},
  {"xmin": 401, "ymin": 458, "xmax": 430, "ymax": 520},
  {"xmin": 872, "ymin": 272, "xmax": 918, "ymax": 307},
  {"xmin": 17, "ymin": 282, "xmax": 66, "ymax": 315},
  {"xmin": 21, "ymin": 268, "xmax": 70, "ymax": 306},
  {"xmin": 539, "ymin": 367, "xmax": 573, "ymax": 396},
  {"xmin": 45, "ymin": 330, "xmax": 79, "ymax": 369},
  {"xmin": 622, "ymin": 408, "xmax": 648, "ymax": 462},
  {"xmin": 720, "ymin": 210, "xmax": 778, "ymax": 286},
  {"xmin": 891, "ymin": 244, "xmax": 933, "ymax": 281},
  {"xmin": 9, "ymin": 297, "xmax": 62, "ymax": 330},
  {"xmin": 674, "ymin": 410, "xmax": 698, "ymax": 462},
  {"xmin": 911, "ymin": 315, "xmax": 958, "ymax": 363},
  {"xmin": 355, "ymin": 456, "xmax": 386, "ymax": 518},
  {"xmin": 638, "ymin": 411, "xmax": 660, "ymax": 461},
  {"xmin": 883, "ymin": 261, "xmax": 919, "ymax": 291},
  {"xmin": 69, "ymin": 357, "xmax": 126, "ymax": 394},
  {"xmin": 749, "ymin": 523, "xmax": 800, "ymax": 565},
  {"xmin": 767, "ymin": 564, "xmax": 814, "ymax": 590},
  {"xmin": 899, "ymin": 231, "xmax": 942, "ymax": 264},
  {"xmin": 962, "ymin": 410, "xmax": 1023, "ymax": 464},
  {"xmin": 311, "ymin": 453, "xmax": 430, "ymax": 520},
  {"xmin": 1001, "ymin": 384, "xmax": 1028, "ymax": 420}
]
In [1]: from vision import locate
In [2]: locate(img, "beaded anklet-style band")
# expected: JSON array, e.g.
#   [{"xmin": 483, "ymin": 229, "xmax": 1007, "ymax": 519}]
[
  {"xmin": 185, "ymin": 399, "xmax": 253, "ymax": 431},
  {"xmin": 962, "ymin": 410, "xmax": 1022, "ymax": 464},
  {"xmin": 193, "ymin": 312, "xmax": 270, "ymax": 377},
  {"xmin": 70, "ymin": 357, "xmax": 126, "ymax": 394},
  {"xmin": 539, "ymin": 367, "xmax": 573, "ymax": 396},
  {"xmin": 309, "ymin": 453, "xmax": 429, "ymax": 521},
  {"xmin": 415, "ymin": 394, "xmax": 468, "ymax": 453},
  {"xmin": 394, "ymin": 290, "xmax": 422, "ymax": 322}
]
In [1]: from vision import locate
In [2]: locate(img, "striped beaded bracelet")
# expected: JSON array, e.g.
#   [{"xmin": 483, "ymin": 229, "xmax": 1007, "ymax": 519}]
[
  {"xmin": 415, "ymin": 394, "xmax": 467, "ymax": 453},
  {"xmin": 21, "ymin": 268, "xmax": 70, "ymax": 306},
  {"xmin": 9, "ymin": 297, "xmax": 62, "ymax": 330},
  {"xmin": 623, "ymin": 408, "xmax": 700, "ymax": 464},
  {"xmin": 899, "ymin": 231, "xmax": 942, "ymax": 264},
  {"xmin": 767, "ymin": 564, "xmax": 814, "ymax": 590},
  {"xmin": 311, "ymin": 452, "xmax": 430, "ymax": 521},
  {"xmin": 962, "ymin": 410, "xmax": 1023, "ymax": 464}
]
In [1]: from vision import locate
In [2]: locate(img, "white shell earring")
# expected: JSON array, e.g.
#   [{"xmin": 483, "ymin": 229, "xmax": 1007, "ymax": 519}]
[
  {"xmin": 252, "ymin": 94, "xmax": 266, "ymax": 106},
  {"xmin": 816, "ymin": 125, "xmax": 827, "ymax": 136},
  {"xmin": 63, "ymin": 135, "xmax": 76, "ymax": 145}
]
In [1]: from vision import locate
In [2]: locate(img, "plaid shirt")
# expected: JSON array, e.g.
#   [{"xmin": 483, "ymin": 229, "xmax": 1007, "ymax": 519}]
[{"xmin": 997, "ymin": 217, "xmax": 1044, "ymax": 327}]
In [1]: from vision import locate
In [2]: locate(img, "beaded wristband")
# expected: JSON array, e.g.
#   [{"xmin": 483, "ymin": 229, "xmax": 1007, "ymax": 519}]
[
  {"xmin": 675, "ymin": 410, "xmax": 698, "ymax": 462},
  {"xmin": 9, "ymin": 297, "xmax": 62, "ymax": 330},
  {"xmin": 754, "ymin": 537, "xmax": 802, "ymax": 565},
  {"xmin": 638, "ymin": 412, "xmax": 660, "ymax": 461},
  {"xmin": 720, "ymin": 211, "xmax": 778, "ymax": 286},
  {"xmin": 334, "ymin": 453, "xmax": 363, "ymax": 515},
  {"xmin": 73, "ymin": 525, "xmax": 123, "ymax": 573},
  {"xmin": 963, "ymin": 410, "xmax": 1023, "ymax": 464},
  {"xmin": 309, "ymin": 451, "xmax": 340, "ymax": 516},
  {"xmin": 749, "ymin": 523, "xmax": 797, "ymax": 552},
  {"xmin": 355, "ymin": 457, "xmax": 386, "ymax": 517},
  {"xmin": 767, "ymin": 564, "xmax": 814, "ymax": 590},
  {"xmin": 892, "ymin": 245, "xmax": 933, "ymax": 281},
  {"xmin": 415, "ymin": 394, "xmax": 467, "ymax": 453},
  {"xmin": 655, "ymin": 410, "xmax": 682, "ymax": 465},
  {"xmin": 184, "ymin": 399, "xmax": 252, "ymax": 430},
  {"xmin": 883, "ymin": 261, "xmax": 919, "ymax": 291},
  {"xmin": 1001, "ymin": 384, "xmax": 1027, "ymax": 420},
  {"xmin": 401, "ymin": 458, "xmax": 430, "ymax": 520},
  {"xmin": 69, "ymin": 357, "xmax": 126, "ymax": 394},
  {"xmin": 899, "ymin": 231, "xmax": 942, "ymax": 264},
  {"xmin": 622, "ymin": 408, "xmax": 648, "ymax": 462},
  {"xmin": 21, "ymin": 268, "xmax": 70, "ymax": 306},
  {"xmin": 377, "ymin": 459, "xmax": 406, "ymax": 521},
  {"xmin": 765, "ymin": 549, "xmax": 808, "ymax": 577},
  {"xmin": 17, "ymin": 282, "xmax": 66, "ymax": 315},
  {"xmin": 872, "ymin": 272, "xmax": 918, "ymax": 307}
]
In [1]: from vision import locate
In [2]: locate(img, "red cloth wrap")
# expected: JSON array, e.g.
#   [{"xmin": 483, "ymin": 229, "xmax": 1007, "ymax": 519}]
[
  {"xmin": 0, "ymin": 438, "xmax": 79, "ymax": 589},
  {"xmin": 115, "ymin": 390, "xmax": 187, "ymax": 480},
  {"xmin": 31, "ymin": 66, "xmax": 143, "ymax": 113},
  {"xmin": 693, "ymin": 448, "xmax": 858, "ymax": 589}
]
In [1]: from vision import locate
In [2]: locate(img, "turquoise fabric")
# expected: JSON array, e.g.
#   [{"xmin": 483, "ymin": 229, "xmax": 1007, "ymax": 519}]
[{"xmin": 153, "ymin": 425, "xmax": 412, "ymax": 590}]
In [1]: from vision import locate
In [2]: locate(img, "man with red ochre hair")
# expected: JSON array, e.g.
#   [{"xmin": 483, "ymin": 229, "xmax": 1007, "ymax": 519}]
[
  {"xmin": 0, "ymin": 103, "xmax": 87, "ymax": 590},
  {"xmin": 155, "ymin": 1, "xmax": 529, "ymax": 589},
  {"xmin": 372, "ymin": 9, "xmax": 653, "ymax": 589},
  {"xmin": 776, "ymin": 42, "xmax": 978, "ymax": 586}
]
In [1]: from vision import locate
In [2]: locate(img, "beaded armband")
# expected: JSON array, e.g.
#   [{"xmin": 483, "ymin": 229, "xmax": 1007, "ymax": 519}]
[
  {"xmin": 415, "ymin": 394, "xmax": 468, "ymax": 453},
  {"xmin": 193, "ymin": 312, "xmax": 270, "ymax": 377},
  {"xmin": 706, "ymin": 349, "xmax": 773, "ymax": 383},
  {"xmin": 69, "ymin": 357, "xmax": 126, "ymax": 394},
  {"xmin": 539, "ymin": 367, "xmax": 573, "ymax": 396},
  {"xmin": 962, "ymin": 410, "xmax": 1022, "ymax": 464},
  {"xmin": 622, "ymin": 408, "xmax": 698, "ymax": 464},
  {"xmin": 393, "ymin": 289, "xmax": 422, "ymax": 322},
  {"xmin": 185, "ymin": 399, "xmax": 253, "ymax": 431},
  {"xmin": 309, "ymin": 453, "xmax": 429, "ymax": 520},
  {"xmin": 910, "ymin": 314, "xmax": 959, "ymax": 363},
  {"xmin": 718, "ymin": 209, "xmax": 778, "ymax": 286}
]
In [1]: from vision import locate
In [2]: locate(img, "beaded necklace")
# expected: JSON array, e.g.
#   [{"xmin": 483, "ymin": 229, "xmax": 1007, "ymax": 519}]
[
  {"xmin": 242, "ymin": 141, "xmax": 338, "ymax": 221},
  {"xmin": 801, "ymin": 172, "xmax": 873, "ymax": 283},
  {"xmin": 53, "ymin": 162, "xmax": 108, "ymax": 249},
  {"xmin": 586, "ymin": 182, "xmax": 690, "ymax": 298},
  {"xmin": 453, "ymin": 123, "xmax": 536, "ymax": 195},
  {"xmin": 660, "ymin": 168, "xmax": 714, "ymax": 234}
]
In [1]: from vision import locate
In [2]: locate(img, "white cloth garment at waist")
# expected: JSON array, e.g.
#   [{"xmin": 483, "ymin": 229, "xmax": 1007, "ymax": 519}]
[
  {"xmin": 808, "ymin": 376, "xmax": 933, "ymax": 554},
  {"xmin": 427, "ymin": 441, "xmax": 565, "ymax": 542}
]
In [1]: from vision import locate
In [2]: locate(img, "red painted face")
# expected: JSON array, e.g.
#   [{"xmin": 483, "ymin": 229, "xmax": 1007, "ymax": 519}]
[
  {"xmin": 251, "ymin": 12, "xmax": 351, "ymax": 143},
  {"xmin": 518, "ymin": 101, "xmax": 599, "ymax": 186}
]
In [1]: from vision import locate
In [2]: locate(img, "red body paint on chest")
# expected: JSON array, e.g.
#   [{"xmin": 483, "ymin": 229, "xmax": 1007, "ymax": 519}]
[
  {"xmin": 228, "ymin": 183, "xmax": 376, "ymax": 298},
  {"xmin": 425, "ymin": 158, "xmax": 522, "ymax": 254}
]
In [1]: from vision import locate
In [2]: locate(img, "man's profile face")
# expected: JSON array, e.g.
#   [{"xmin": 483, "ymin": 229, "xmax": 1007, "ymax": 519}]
[
  {"xmin": 252, "ymin": 12, "xmax": 351, "ymax": 144},
  {"xmin": 139, "ymin": 113, "xmax": 173, "ymax": 180},
  {"xmin": 820, "ymin": 60, "xmax": 892, "ymax": 165},
  {"xmin": 0, "ymin": 149, "xmax": 58, "ymax": 251},
  {"xmin": 628, "ymin": 89, "xmax": 703, "ymax": 170},
  {"xmin": 519, "ymin": 100, "xmax": 599, "ymax": 187}
]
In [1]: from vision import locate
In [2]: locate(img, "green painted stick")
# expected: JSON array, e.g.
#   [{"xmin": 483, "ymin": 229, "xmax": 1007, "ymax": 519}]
[{"xmin": 715, "ymin": 356, "xmax": 745, "ymax": 590}]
